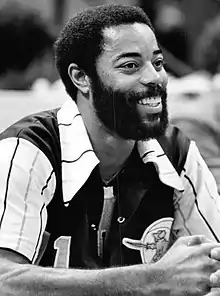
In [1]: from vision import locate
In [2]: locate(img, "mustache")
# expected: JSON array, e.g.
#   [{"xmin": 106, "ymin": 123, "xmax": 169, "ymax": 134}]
[
  {"xmin": 145, "ymin": 83, "xmax": 167, "ymax": 97},
  {"xmin": 126, "ymin": 83, "xmax": 167, "ymax": 105}
]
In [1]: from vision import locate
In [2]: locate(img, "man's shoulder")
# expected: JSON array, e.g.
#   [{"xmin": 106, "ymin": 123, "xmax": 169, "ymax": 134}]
[
  {"xmin": 0, "ymin": 108, "xmax": 61, "ymax": 163},
  {"xmin": 158, "ymin": 124, "xmax": 191, "ymax": 174},
  {"xmin": 0, "ymin": 108, "xmax": 59, "ymax": 137}
]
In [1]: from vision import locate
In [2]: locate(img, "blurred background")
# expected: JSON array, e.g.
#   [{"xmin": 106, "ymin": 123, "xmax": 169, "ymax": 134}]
[
  {"xmin": 1, "ymin": 0, "xmax": 220, "ymax": 77},
  {"xmin": 0, "ymin": 0, "xmax": 219, "ymax": 76},
  {"xmin": 1, "ymin": 0, "xmax": 220, "ymax": 192}
]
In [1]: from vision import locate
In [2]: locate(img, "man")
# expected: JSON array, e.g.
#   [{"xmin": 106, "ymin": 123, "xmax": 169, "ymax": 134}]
[{"xmin": 0, "ymin": 4, "xmax": 220, "ymax": 295}]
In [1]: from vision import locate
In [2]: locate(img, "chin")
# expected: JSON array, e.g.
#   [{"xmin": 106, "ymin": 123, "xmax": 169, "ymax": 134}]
[
  {"xmin": 132, "ymin": 119, "xmax": 168, "ymax": 141},
  {"xmin": 117, "ymin": 124, "xmax": 166, "ymax": 141}
]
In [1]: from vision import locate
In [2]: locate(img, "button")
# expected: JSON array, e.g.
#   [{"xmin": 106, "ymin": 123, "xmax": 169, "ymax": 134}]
[
  {"xmin": 117, "ymin": 216, "xmax": 125, "ymax": 223},
  {"xmin": 91, "ymin": 224, "xmax": 97, "ymax": 230}
]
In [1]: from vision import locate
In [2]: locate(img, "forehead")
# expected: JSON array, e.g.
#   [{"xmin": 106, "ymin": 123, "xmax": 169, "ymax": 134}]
[{"xmin": 101, "ymin": 23, "xmax": 159, "ymax": 60}]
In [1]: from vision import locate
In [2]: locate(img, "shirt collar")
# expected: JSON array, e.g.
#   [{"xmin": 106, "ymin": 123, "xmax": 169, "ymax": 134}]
[
  {"xmin": 57, "ymin": 100, "xmax": 184, "ymax": 204},
  {"xmin": 137, "ymin": 139, "xmax": 184, "ymax": 191},
  {"xmin": 57, "ymin": 100, "xmax": 100, "ymax": 204}
]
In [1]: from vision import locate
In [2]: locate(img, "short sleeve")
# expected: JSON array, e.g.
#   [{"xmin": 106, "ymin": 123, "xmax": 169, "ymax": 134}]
[{"xmin": 0, "ymin": 137, "xmax": 56, "ymax": 262}]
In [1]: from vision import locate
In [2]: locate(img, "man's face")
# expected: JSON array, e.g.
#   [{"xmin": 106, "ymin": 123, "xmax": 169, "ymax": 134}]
[{"xmin": 91, "ymin": 23, "xmax": 168, "ymax": 141}]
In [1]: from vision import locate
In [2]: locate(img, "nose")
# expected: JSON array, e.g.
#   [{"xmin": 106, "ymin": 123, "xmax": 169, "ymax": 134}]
[{"xmin": 140, "ymin": 63, "xmax": 163, "ymax": 86}]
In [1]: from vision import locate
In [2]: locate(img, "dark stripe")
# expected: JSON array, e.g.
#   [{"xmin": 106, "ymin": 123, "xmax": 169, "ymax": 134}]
[
  {"xmin": 175, "ymin": 203, "xmax": 192, "ymax": 235},
  {"xmin": 62, "ymin": 149, "xmax": 94, "ymax": 164},
  {"xmin": 184, "ymin": 174, "xmax": 219, "ymax": 242},
  {"xmin": 41, "ymin": 169, "xmax": 54, "ymax": 195},
  {"xmin": 141, "ymin": 150, "xmax": 154, "ymax": 159},
  {"xmin": 58, "ymin": 113, "xmax": 81, "ymax": 126},
  {"xmin": 157, "ymin": 153, "xmax": 165, "ymax": 158},
  {"xmin": 58, "ymin": 123, "xmax": 72, "ymax": 127},
  {"xmin": 31, "ymin": 203, "xmax": 45, "ymax": 263},
  {"xmin": 0, "ymin": 138, "xmax": 19, "ymax": 228}
]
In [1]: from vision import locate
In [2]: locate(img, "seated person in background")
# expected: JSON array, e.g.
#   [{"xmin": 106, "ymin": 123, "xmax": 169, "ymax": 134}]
[
  {"xmin": 0, "ymin": 2, "xmax": 57, "ymax": 90},
  {"xmin": 193, "ymin": 15, "xmax": 220, "ymax": 85},
  {"xmin": 1, "ymin": 4, "xmax": 220, "ymax": 296},
  {"xmin": 0, "ymin": 2, "xmax": 67, "ymax": 132}
]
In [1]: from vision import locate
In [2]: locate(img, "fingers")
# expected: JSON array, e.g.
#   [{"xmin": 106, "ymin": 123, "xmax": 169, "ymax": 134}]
[
  {"xmin": 179, "ymin": 236, "xmax": 220, "ymax": 252},
  {"xmin": 206, "ymin": 288, "xmax": 220, "ymax": 296},
  {"xmin": 177, "ymin": 235, "xmax": 216, "ymax": 246},
  {"xmin": 187, "ymin": 235, "xmax": 212, "ymax": 246},
  {"xmin": 176, "ymin": 236, "xmax": 220, "ymax": 260},
  {"xmin": 211, "ymin": 248, "xmax": 220, "ymax": 261},
  {"xmin": 175, "ymin": 235, "xmax": 206, "ymax": 246},
  {"xmin": 210, "ymin": 271, "xmax": 220, "ymax": 288}
]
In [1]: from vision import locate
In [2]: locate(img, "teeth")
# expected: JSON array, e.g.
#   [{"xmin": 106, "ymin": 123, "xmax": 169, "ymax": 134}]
[
  {"xmin": 138, "ymin": 96, "xmax": 161, "ymax": 106},
  {"xmin": 140, "ymin": 98, "xmax": 148, "ymax": 105}
]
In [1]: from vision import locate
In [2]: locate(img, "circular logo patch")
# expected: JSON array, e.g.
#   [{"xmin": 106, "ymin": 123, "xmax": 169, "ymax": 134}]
[{"xmin": 122, "ymin": 217, "xmax": 174, "ymax": 263}]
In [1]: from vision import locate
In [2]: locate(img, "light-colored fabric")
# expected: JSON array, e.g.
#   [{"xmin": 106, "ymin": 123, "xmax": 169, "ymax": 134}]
[
  {"xmin": 171, "ymin": 118, "xmax": 220, "ymax": 194},
  {"xmin": 57, "ymin": 100, "xmax": 100, "ymax": 204},
  {"xmin": 0, "ymin": 137, "xmax": 55, "ymax": 261},
  {"xmin": 98, "ymin": 186, "xmax": 116, "ymax": 258},
  {"xmin": 173, "ymin": 141, "xmax": 220, "ymax": 241},
  {"xmin": 138, "ymin": 139, "xmax": 184, "ymax": 191}
]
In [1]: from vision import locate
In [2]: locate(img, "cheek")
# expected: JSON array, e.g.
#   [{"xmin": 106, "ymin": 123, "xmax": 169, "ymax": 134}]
[
  {"xmin": 161, "ymin": 70, "xmax": 168, "ymax": 88},
  {"xmin": 101, "ymin": 74, "xmax": 136, "ymax": 93},
  {"xmin": 98, "ymin": 67, "xmax": 134, "ymax": 89},
  {"xmin": 109, "ymin": 75, "xmax": 139, "ymax": 92}
]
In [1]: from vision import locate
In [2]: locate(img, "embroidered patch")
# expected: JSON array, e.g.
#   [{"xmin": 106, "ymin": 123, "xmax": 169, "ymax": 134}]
[{"xmin": 122, "ymin": 217, "xmax": 174, "ymax": 263}]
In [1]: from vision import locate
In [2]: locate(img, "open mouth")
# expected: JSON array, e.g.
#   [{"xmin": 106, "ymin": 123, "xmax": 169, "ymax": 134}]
[{"xmin": 137, "ymin": 96, "xmax": 161, "ymax": 107}]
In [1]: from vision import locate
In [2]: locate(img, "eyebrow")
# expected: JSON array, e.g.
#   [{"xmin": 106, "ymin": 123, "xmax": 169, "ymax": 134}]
[
  {"xmin": 153, "ymin": 49, "xmax": 163, "ymax": 55},
  {"xmin": 114, "ymin": 52, "xmax": 141, "ymax": 62},
  {"xmin": 114, "ymin": 49, "xmax": 163, "ymax": 62}
]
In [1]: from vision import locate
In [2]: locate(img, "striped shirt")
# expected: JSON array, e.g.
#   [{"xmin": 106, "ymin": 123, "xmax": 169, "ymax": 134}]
[{"xmin": 0, "ymin": 99, "xmax": 219, "ymax": 266}]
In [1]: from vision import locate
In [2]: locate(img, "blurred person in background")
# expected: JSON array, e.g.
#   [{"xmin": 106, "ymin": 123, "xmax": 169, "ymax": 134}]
[
  {"xmin": 0, "ymin": 1, "xmax": 57, "ymax": 90},
  {"xmin": 193, "ymin": 15, "xmax": 220, "ymax": 87},
  {"xmin": 168, "ymin": 14, "xmax": 220, "ymax": 193},
  {"xmin": 0, "ymin": 1, "xmax": 68, "ymax": 132},
  {"xmin": 153, "ymin": 0, "xmax": 189, "ymax": 66},
  {"xmin": 140, "ymin": 0, "xmax": 191, "ymax": 77}
]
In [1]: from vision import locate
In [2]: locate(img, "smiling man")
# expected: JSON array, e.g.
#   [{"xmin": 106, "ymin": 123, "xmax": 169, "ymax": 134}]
[
  {"xmin": 88, "ymin": 22, "xmax": 168, "ymax": 141},
  {"xmin": 0, "ymin": 4, "xmax": 220, "ymax": 296}
]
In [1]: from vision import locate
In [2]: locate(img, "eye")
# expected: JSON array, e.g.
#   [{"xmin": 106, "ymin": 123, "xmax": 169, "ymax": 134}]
[
  {"xmin": 122, "ymin": 62, "xmax": 139, "ymax": 69},
  {"xmin": 153, "ymin": 58, "xmax": 165, "ymax": 71}
]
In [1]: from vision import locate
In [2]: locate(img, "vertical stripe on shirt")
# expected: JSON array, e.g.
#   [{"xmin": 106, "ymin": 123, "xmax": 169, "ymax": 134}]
[
  {"xmin": 15, "ymin": 149, "xmax": 40, "ymax": 251},
  {"xmin": 0, "ymin": 137, "xmax": 19, "ymax": 228},
  {"xmin": 173, "ymin": 141, "xmax": 220, "ymax": 241},
  {"xmin": 0, "ymin": 137, "xmax": 55, "ymax": 261}
]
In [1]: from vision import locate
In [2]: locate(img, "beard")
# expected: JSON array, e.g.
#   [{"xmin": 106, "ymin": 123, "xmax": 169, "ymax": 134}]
[{"xmin": 91, "ymin": 74, "xmax": 168, "ymax": 141}]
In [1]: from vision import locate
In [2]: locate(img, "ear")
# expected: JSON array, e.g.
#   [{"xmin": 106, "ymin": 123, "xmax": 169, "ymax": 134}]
[{"xmin": 68, "ymin": 63, "xmax": 90, "ymax": 95}]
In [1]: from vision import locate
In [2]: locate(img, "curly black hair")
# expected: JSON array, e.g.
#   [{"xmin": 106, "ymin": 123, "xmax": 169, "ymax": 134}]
[
  {"xmin": 0, "ymin": 2, "xmax": 55, "ymax": 76},
  {"xmin": 54, "ymin": 4, "xmax": 153, "ymax": 100}
]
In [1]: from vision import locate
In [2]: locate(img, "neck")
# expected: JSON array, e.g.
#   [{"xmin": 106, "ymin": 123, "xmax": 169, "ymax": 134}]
[{"xmin": 77, "ymin": 93, "xmax": 135, "ymax": 179}]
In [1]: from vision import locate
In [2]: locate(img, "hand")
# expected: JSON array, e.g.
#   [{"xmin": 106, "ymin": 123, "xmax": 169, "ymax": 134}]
[
  {"xmin": 206, "ymin": 288, "xmax": 220, "ymax": 296},
  {"xmin": 209, "ymin": 247, "xmax": 220, "ymax": 289},
  {"xmin": 153, "ymin": 235, "xmax": 220, "ymax": 296}
]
